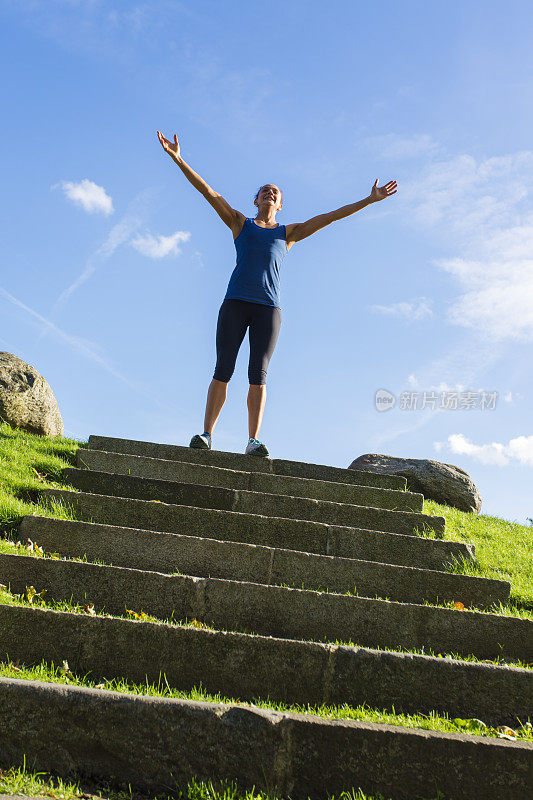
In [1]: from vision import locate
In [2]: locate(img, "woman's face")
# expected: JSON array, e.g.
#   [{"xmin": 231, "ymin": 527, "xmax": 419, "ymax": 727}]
[{"xmin": 255, "ymin": 184, "xmax": 283, "ymax": 212}]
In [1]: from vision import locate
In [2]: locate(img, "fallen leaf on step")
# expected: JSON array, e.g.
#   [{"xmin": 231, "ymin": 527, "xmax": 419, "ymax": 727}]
[
  {"xmin": 126, "ymin": 608, "xmax": 150, "ymax": 621},
  {"xmin": 454, "ymin": 602, "xmax": 465, "ymax": 610},
  {"xmin": 497, "ymin": 726, "xmax": 518, "ymax": 740},
  {"xmin": 60, "ymin": 660, "xmax": 74, "ymax": 679},
  {"xmin": 84, "ymin": 603, "xmax": 96, "ymax": 616},
  {"xmin": 25, "ymin": 538, "xmax": 44, "ymax": 555},
  {"xmin": 25, "ymin": 585, "xmax": 47, "ymax": 603},
  {"xmin": 25, "ymin": 585, "xmax": 36, "ymax": 602}
]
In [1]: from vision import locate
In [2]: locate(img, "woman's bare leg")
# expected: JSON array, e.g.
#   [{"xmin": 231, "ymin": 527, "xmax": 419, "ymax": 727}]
[
  {"xmin": 247, "ymin": 384, "xmax": 266, "ymax": 439},
  {"xmin": 203, "ymin": 378, "xmax": 228, "ymax": 434}
]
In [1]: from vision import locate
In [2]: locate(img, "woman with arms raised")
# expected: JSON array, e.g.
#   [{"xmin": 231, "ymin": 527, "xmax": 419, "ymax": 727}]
[{"xmin": 157, "ymin": 130, "xmax": 397, "ymax": 457}]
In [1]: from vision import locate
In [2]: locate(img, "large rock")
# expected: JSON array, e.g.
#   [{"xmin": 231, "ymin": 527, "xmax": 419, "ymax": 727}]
[
  {"xmin": 348, "ymin": 454, "xmax": 482, "ymax": 513},
  {"xmin": 0, "ymin": 352, "xmax": 63, "ymax": 437}
]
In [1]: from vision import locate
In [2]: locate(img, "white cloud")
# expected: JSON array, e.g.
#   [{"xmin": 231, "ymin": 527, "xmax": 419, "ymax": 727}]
[
  {"xmin": 371, "ymin": 297, "xmax": 433, "ymax": 321},
  {"xmin": 192, "ymin": 250, "xmax": 205, "ymax": 269},
  {"xmin": 399, "ymin": 149, "xmax": 533, "ymax": 341},
  {"xmin": 362, "ymin": 142, "xmax": 532, "ymax": 440},
  {"xmin": 51, "ymin": 212, "xmax": 142, "ymax": 313},
  {"xmin": 433, "ymin": 441, "xmax": 444, "ymax": 453},
  {"xmin": 53, "ymin": 179, "xmax": 114, "ymax": 215},
  {"xmin": 446, "ymin": 432, "xmax": 533, "ymax": 467},
  {"xmin": 507, "ymin": 436, "xmax": 533, "ymax": 466},
  {"xmin": 0, "ymin": 281, "xmax": 181, "ymax": 414},
  {"xmin": 401, "ymin": 151, "xmax": 532, "ymax": 232},
  {"xmin": 40, "ymin": 188, "xmax": 156, "ymax": 327},
  {"xmin": 363, "ymin": 133, "xmax": 440, "ymax": 161},
  {"xmin": 0, "ymin": 282, "xmax": 132, "ymax": 382},
  {"xmin": 428, "ymin": 382, "xmax": 466, "ymax": 392},
  {"xmin": 130, "ymin": 231, "xmax": 191, "ymax": 259},
  {"xmin": 504, "ymin": 391, "xmax": 513, "ymax": 403}
]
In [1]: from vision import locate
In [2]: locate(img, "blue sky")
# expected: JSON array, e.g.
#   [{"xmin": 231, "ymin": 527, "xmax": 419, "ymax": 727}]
[{"xmin": 2, "ymin": 0, "xmax": 533, "ymax": 524}]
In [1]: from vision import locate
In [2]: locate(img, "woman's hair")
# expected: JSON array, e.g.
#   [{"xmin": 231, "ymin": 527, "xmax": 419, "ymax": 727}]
[{"xmin": 254, "ymin": 185, "xmax": 283, "ymax": 206}]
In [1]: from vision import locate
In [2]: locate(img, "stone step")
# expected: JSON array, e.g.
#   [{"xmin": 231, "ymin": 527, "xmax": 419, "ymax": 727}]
[
  {"xmin": 38, "ymin": 488, "xmax": 472, "ymax": 570},
  {"xmin": 78, "ymin": 447, "xmax": 425, "ymax": 512},
  {"xmin": 3, "ymin": 678, "xmax": 532, "ymax": 800},
  {"xmin": 87, "ymin": 434, "xmax": 407, "ymax": 490},
  {"xmin": 0, "ymin": 554, "xmax": 525, "ymax": 664},
  {"xmin": 60, "ymin": 467, "xmax": 445, "ymax": 537},
  {"xmin": 19, "ymin": 515, "xmax": 508, "ymax": 609},
  {"xmin": 0, "ymin": 603, "xmax": 531, "ymax": 728}
]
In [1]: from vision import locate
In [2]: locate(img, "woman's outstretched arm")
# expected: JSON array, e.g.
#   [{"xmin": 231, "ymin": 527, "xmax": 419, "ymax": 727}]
[
  {"xmin": 157, "ymin": 131, "xmax": 244, "ymax": 232},
  {"xmin": 286, "ymin": 179, "xmax": 397, "ymax": 246}
]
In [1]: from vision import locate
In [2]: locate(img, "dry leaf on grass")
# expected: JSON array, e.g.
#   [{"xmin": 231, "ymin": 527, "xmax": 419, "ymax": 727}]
[
  {"xmin": 60, "ymin": 659, "xmax": 74, "ymax": 679},
  {"xmin": 497, "ymin": 726, "xmax": 518, "ymax": 740},
  {"xmin": 126, "ymin": 608, "xmax": 150, "ymax": 621},
  {"xmin": 25, "ymin": 585, "xmax": 47, "ymax": 603}
]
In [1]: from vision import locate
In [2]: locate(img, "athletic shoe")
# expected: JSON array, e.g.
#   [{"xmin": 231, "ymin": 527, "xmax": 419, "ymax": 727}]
[
  {"xmin": 245, "ymin": 437, "xmax": 269, "ymax": 457},
  {"xmin": 189, "ymin": 432, "xmax": 212, "ymax": 449}
]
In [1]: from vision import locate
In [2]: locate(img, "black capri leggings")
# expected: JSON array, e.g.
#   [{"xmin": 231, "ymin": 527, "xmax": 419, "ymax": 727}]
[{"xmin": 213, "ymin": 299, "xmax": 282, "ymax": 385}]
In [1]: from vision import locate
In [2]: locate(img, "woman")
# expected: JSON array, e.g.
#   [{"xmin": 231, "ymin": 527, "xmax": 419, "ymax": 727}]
[{"xmin": 157, "ymin": 130, "xmax": 397, "ymax": 457}]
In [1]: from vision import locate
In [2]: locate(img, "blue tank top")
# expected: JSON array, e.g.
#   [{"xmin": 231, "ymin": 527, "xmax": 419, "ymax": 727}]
[{"xmin": 224, "ymin": 217, "xmax": 287, "ymax": 309}]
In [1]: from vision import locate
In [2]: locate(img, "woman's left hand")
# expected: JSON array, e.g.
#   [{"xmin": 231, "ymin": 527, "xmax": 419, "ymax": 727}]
[{"xmin": 370, "ymin": 179, "xmax": 397, "ymax": 202}]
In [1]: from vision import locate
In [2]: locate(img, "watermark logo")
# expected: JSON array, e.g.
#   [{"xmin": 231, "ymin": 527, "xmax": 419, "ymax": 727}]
[
  {"xmin": 374, "ymin": 389, "xmax": 498, "ymax": 411},
  {"xmin": 375, "ymin": 389, "xmax": 396, "ymax": 412}
]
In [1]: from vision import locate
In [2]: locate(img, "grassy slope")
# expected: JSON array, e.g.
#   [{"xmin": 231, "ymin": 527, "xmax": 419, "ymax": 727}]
[
  {"xmin": 0, "ymin": 761, "xmax": 410, "ymax": 800},
  {"xmin": 424, "ymin": 498, "xmax": 533, "ymax": 612}
]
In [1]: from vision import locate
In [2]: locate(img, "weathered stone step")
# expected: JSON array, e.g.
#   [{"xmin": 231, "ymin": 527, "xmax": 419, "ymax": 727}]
[
  {"xmin": 38, "ymin": 488, "xmax": 473, "ymax": 571},
  {"xmin": 87, "ymin": 434, "xmax": 407, "ymax": 490},
  {"xmin": 19, "ymin": 515, "xmax": 507, "ymax": 609},
  {"xmin": 3, "ymin": 678, "xmax": 532, "ymax": 800},
  {"xmin": 77, "ymin": 448, "xmax": 424, "ymax": 512},
  {"xmin": 60, "ymin": 468, "xmax": 445, "ymax": 537},
  {"xmin": 0, "ymin": 603, "xmax": 531, "ymax": 728},
  {"xmin": 0, "ymin": 554, "xmax": 525, "ymax": 663},
  {"xmin": 4, "ymin": 676, "xmax": 533, "ymax": 800}
]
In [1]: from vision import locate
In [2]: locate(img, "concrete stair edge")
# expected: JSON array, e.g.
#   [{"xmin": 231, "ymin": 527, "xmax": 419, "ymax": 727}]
[
  {"xmin": 0, "ymin": 553, "xmax": 525, "ymax": 665},
  {"xmin": 37, "ymin": 488, "xmax": 466, "ymax": 568},
  {"xmin": 0, "ymin": 603, "xmax": 532, "ymax": 730},
  {"xmin": 77, "ymin": 447, "xmax": 425, "ymax": 512},
  {"xmin": 18, "ymin": 514, "xmax": 506, "ymax": 608},
  {"xmin": 2, "ymin": 675, "xmax": 532, "ymax": 800},
  {"xmin": 86, "ymin": 434, "xmax": 408, "ymax": 491},
  {"xmin": 60, "ymin": 467, "xmax": 446, "ymax": 538}
]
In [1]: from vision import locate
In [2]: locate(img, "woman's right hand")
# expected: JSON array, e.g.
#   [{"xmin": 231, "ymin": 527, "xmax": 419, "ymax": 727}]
[{"xmin": 157, "ymin": 131, "xmax": 180, "ymax": 160}]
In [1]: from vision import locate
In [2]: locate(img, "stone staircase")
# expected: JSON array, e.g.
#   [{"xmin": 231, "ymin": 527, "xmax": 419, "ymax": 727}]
[{"xmin": 0, "ymin": 434, "xmax": 532, "ymax": 799}]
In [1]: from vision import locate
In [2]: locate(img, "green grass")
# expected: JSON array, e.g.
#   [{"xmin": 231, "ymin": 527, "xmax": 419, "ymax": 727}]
[
  {"xmin": 1, "ymin": 658, "xmax": 531, "ymax": 743},
  {"xmin": 423, "ymin": 499, "xmax": 533, "ymax": 614},
  {"xmin": 0, "ymin": 758, "xmax": 448, "ymax": 800},
  {"xmin": 0, "ymin": 420, "xmax": 87, "ymax": 538}
]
